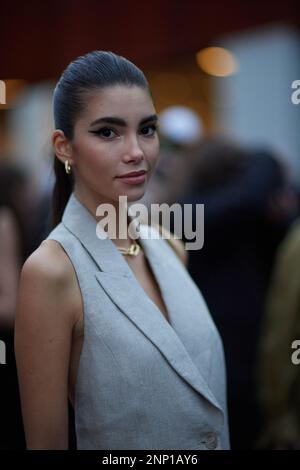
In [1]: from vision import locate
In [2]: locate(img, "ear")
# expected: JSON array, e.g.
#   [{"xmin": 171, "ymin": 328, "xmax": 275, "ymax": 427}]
[{"xmin": 52, "ymin": 129, "xmax": 74, "ymax": 166}]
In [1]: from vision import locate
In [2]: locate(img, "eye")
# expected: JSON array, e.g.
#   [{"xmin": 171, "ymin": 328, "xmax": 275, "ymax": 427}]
[
  {"xmin": 90, "ymin": 127, "xmax": 117, "ymax": 139},
  {"xmin": 140, "ymin": 125, "xmax": 158, "ymax": 137}
]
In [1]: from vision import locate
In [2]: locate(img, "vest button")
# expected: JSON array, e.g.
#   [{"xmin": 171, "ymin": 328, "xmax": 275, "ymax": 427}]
[{"xmin": 204, "ymin": 433, "xmax": 218, "ymax": 450}]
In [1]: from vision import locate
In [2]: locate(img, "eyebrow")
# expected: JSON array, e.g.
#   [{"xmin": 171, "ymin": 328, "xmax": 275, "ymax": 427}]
[{"xmin": 89, "ymin": 114, "xmax": 158, "ymax": 128}]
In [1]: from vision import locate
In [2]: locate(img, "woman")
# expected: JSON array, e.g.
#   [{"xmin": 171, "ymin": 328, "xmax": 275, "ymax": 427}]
[{"xmin": 15, "ymin": 50, "xmax": 229, "ymax": 450}]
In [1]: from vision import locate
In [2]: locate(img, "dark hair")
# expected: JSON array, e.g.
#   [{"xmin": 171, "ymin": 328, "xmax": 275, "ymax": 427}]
[{"xmin": 51, "ymin": 50, "xmax": 151, "ymax": 228}]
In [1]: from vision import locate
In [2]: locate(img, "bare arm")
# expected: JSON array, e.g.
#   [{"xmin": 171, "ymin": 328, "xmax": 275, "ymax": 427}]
[{"xmin": 14, "ymin": 244, "xmax": 76, "ymax": 449}]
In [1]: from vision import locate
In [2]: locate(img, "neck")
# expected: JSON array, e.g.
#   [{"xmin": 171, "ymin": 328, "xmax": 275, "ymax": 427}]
[{"xmin": 73, "ymin": 186, "xmax": 136, "ymax": 250}]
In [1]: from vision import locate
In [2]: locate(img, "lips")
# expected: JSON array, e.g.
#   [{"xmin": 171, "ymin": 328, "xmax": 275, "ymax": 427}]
[
  {"xmin": 116, "ymin": 170, "xmax": 147, "ymax": 185},
  {"xmin": 118, "ymin": 170, "xmax": 147, "ymax": 178}
]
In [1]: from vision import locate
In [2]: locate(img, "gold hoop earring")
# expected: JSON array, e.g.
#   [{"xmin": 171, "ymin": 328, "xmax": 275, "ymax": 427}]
[{"xmin": 65, "ymin": 160, "xmax": 72, "ymax": 175}]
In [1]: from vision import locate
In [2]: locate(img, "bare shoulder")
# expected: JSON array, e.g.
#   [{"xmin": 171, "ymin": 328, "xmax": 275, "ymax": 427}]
[
  {"xmin": 18, "ymin": 239, "xmax": 82, "ymax": 328},
  {"xmin": 21, "ymin": 239, "xmax": 74, "ymax": 287}
]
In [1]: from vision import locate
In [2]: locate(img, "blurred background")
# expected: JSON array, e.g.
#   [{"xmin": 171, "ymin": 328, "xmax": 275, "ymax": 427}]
[{"xmin": 0, "ymin": 0, "xmax": 300, "ymax": 450}]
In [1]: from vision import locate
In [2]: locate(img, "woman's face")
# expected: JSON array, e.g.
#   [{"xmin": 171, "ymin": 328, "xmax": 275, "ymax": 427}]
[{"xmin": 67, "ymin": 85, "xmax": 160, "ymax": 205}]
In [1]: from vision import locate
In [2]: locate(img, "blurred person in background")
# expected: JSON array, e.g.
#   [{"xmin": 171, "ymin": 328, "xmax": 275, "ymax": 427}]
[
  {"xmin": 179, "ymin": 136, "xmax": 299, "ymax": 449},
  {"xmin": 0, "ymin": 201, "xmax": 21, "ymax": 331},
  {"xmin": 257, "ymin": 217, "xmax": 300, "ymax": 449},
  {"xmin": 0, "ymin": 162, "xmax": 31, "ymax": 449}
]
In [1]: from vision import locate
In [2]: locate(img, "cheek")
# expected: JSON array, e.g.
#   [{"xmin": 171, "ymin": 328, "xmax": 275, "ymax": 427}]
[
  {"xmin": 79, "ymin": 139, "xmax": 102, "ymax": 159},
  {"xmin": 74, "ymin": 142, "xmax": 111, "ymax": 175},
  {"xmin": 148, "ymin": 141, "xmax": 160, "ymax": 167}
]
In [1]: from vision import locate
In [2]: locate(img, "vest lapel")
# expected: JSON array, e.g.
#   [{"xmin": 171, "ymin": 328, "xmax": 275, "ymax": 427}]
[{"xmin": 62, "ymin": 192, "xmax": 223, "ymax": 415}]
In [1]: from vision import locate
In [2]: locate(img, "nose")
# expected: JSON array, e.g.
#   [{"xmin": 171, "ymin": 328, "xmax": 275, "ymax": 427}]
[{"xmin": 122, "ymin": 134, "xmax": 144, "ymax": 163}]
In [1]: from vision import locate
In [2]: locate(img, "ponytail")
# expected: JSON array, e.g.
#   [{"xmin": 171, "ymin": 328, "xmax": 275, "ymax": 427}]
[{"xmin": 50, "ymin": 157, "xmax": 74, "ymax": 229}]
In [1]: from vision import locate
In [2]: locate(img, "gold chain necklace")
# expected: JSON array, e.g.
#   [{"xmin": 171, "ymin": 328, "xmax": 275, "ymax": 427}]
[{"xmin": 116, "ymin": 238, "xmax": 141, "ymax": 256}]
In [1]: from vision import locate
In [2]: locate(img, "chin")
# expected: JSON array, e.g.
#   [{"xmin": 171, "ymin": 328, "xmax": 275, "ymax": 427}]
[
  {"xmin": 115, "ymin": 185, "xmax": 145, "ymax": 201},
  {"xmin": 126, "ymin": 189, "xmax": 146, "ymax": 203}
]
